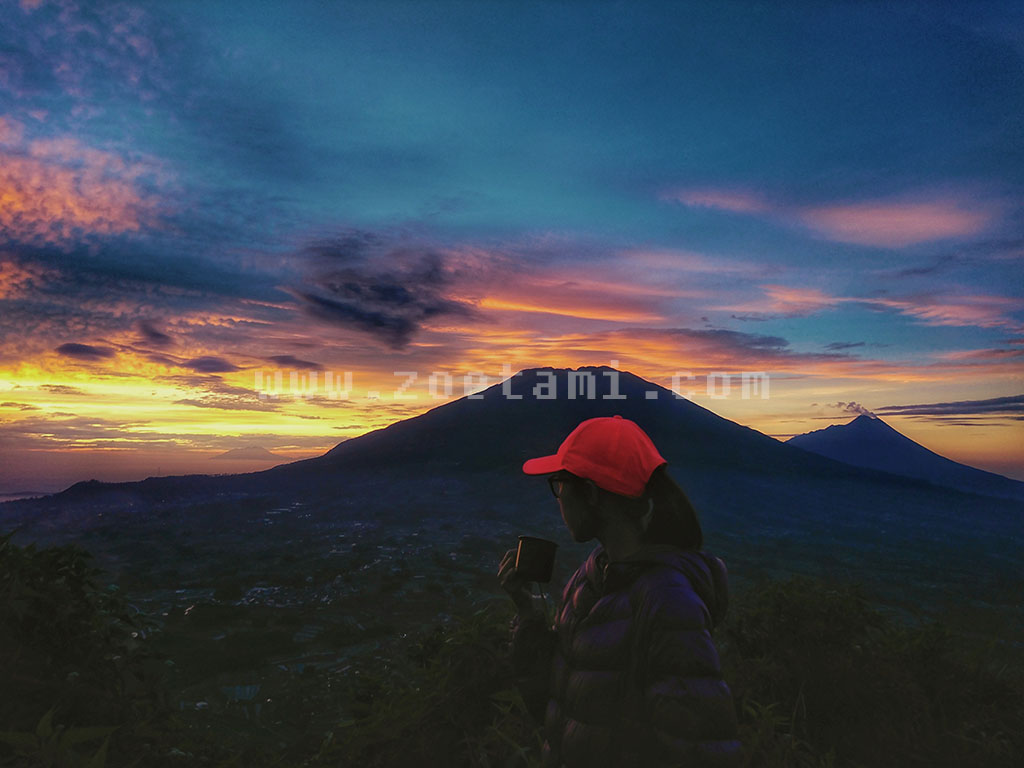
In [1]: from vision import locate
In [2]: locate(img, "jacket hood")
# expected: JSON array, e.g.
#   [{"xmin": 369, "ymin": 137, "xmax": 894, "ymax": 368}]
[{"xmin": 586, "ymin": 544, "xmax": 730, "ymax": 629}]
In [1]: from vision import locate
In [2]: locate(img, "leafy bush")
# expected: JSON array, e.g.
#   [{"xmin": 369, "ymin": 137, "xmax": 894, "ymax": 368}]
[
  {"xmin": 0, "ymin": 531, "xmax": 168, "ymax": 766},
  {"xmin": 318, "ymin": 577, "xmax": 1023, "ymax": 768},
  {"xmin": 312, "ymin": 600, "xmax": 542, "ymax": 767},
  {"xmin": 720, "ymin": 576, "xmax": 1024, "ymax": 768}
]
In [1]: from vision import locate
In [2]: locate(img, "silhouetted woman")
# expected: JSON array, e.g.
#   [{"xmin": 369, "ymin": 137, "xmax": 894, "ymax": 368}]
[{"xmin": 498, "ymin": 415, "xmax": 740, "ymax": 767}]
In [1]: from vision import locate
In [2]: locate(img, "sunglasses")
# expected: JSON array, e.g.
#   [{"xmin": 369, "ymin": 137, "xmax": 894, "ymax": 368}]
[{"xmin": 547, "ymin": 472, "xmax": 580, "ymax": 498}]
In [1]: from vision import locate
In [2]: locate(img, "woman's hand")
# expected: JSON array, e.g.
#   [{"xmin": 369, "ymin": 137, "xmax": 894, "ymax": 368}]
[{"xmin": 498, "ymin": 548, "xmax": 537, "ymax": 617}]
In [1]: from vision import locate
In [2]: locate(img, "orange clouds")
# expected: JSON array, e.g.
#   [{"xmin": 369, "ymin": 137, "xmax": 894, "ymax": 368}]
[
  {"xmin": 666, "ymin": 185, "xmax": 1000, "ymax": 247},
  {"xmin": 760, "ymin": 285, "xmax": 839, "ymax": 315},
  {"xmin": 457, "ymin": 265, "xmax": 690, "ymax": 324},
  {"xmin": 797, "ymin": 199, "xmax": 994, "ymax": 247},
  {"xmin": 716, "ymin": 284, "xmax": 841, "ymax": 317},
  {"xmin": 709, "ymin": 282, "xmax": 1022, "ymax": 333},
  {"xmin": 0, "ymin": 118, "xmax": 162, "ymax": 245},
  {"xmin": 476, "ymin": 296, "xmax": 662, "ymax": 322},
  {"xmin": 866, "ymin": 294, "xmax": 1024, "ymax": 331},
  {"xmin": 0, "ymin": 257, "xmax": 57, "ymax": 299}
]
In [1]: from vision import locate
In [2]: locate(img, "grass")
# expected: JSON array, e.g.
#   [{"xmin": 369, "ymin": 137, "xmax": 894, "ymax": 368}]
[{"xmin": 1, "ymin": 531, "xmax": 1021, "ymax": 767}]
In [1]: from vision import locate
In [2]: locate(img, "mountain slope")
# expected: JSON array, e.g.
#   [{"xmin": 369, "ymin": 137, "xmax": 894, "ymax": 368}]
[
  {"xmin": 787, "ymin": 414, "xmax": 1024, "ymax": 502},
  {"xmin": 270, "ymin": 365, "xmax": 831, "ymax": 478}
]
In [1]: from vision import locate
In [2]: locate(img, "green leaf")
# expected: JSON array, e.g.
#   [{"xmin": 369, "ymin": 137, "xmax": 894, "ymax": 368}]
[
  {"xmin": 488, "ymin": 689, "xmax": 520, "ymax": 704},
  {"xmin": 35, "ymin": 707, "xmax": 54, "ymax": 739}
]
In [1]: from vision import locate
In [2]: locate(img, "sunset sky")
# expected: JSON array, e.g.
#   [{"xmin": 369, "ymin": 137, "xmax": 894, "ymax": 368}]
[{"xmin": 1, "ymin": 0, "xmax": 1022, "ymax": 495}]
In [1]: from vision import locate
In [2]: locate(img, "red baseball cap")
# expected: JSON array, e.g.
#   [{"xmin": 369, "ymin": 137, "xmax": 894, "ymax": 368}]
[{"xmin": 522, "ymin": 415, "xmax": 667, "ymax": 498}]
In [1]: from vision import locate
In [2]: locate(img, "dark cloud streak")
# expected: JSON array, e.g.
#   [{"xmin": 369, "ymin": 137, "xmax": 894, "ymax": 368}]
[
  {"xmin": 39, "ymin": 384, "xmax": 86, "ymax": 395},
  {"xmin": 183, "ymin": 356, "xmax": 240, "ymax": 373},
  {"xmin": 876, "ymin": 394, "xmax": 1024, "ymax": 417},
  {"xmin": 266, "ymin": 354, "xmax": 322, "ymax": 370},
  {"xmin": 292, "ymin": 235, "xmax": 477, "ymax": 349},
  {"xmin": 173, "ymin": 398, "xmax": 276, "ymax": 412},
  {"xmin": 137, "ymin": 320, "xmax": 173, "ymax": 347},
  {"xmin": 825, "ymin": 341, "xmax": 866, "ymax": 351},
  {"xmin": 55, "ymin": 342, "xmax": 116, "ymax": 360}
]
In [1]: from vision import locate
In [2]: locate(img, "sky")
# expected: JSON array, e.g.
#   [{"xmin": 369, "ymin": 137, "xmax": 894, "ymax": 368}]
[{"xmin": 1, "ymin": 0, "xmax": 1022, "ymax": 495}]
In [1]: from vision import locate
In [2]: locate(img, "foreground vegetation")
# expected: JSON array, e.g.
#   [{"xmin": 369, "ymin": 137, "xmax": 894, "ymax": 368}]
[{"xmin": 1, "ymin": 531, "xmax": 1021, "ymax": 767}]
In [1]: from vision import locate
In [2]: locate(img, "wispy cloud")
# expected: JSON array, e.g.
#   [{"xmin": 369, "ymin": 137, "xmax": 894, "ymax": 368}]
[
  {"xmin": 0, "ymin": 413, "xmax": 153, "ymax": 452},
  {"xmin": 659, "ymin": 188, "xmax": 770, "ymax": 214},
  {"xmin": 39, "ymin": 384, "xmax": 86, "ymax": 395},
  {"xmin": 825, "ymin": 341, "xmax": 866, "ymax": 351},
  {"xmin": 173, "ymin": 397, "xmax": 276, "ymax": 412},
  {"xmin": 1, "ymin": 401, "xmax": 39, "ymax": 410},
  {"xmin": 709, "ymin": 282, "xmax": 1023, "ymax": 333},
  {"xmin": 875, "ymin": 394, "xmax": 1024, "ymax": 418},
  {"xmin": 0, "ymin": 410, "xmax": 329, "ymax": 454},
  {"xmin": 796, "ymin": 198, "xmax": 995, "ymax": 247},
  {"xmin": 266, "ymin": 354, "xmax": 322, "ymax": 371},
  {"xmin": 447, "ymin": 246, "xmax": 724, "ymax": 325},
  {"xmin": 475, "ymin": 296, "xmax": 663, "ymax": 323},
  {"xmin": 666, "ymin": 186, "xmax": 1000, "ymax": 247},
  {"xmin": 861, "ymin": 293, "xmax": 1024, "ymax": 331},
  {"xmin": 715, "ymin": 284, "xmax": 841, "ymax": 317}
]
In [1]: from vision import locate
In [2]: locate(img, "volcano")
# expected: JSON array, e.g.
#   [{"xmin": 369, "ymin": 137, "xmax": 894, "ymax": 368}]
[{"xmin": 787, "ymin": 414, "xmax": 1024, "ymax": 503}]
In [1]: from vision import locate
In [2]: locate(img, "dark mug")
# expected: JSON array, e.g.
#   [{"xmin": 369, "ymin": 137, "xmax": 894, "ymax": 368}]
[{"xmin": 514, "ymin": 535, "xmax": 558, "ymax": 583}]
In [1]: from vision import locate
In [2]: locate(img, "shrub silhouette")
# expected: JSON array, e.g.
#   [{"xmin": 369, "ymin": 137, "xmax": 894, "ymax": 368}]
[
  {"xmin": 0, "ymin": 531, "xmax": 168, "ymax": 765},
  {"xmin": 315, "ymin": 600, "xmax": 541, "ymax": 767},
  {"xmin": 720, "ymin": 576, "xmax": 1024, "ymax": 768},
  {"xmin": 319, "ymin": 578, "xmax": 1023, "ymax": 768}
]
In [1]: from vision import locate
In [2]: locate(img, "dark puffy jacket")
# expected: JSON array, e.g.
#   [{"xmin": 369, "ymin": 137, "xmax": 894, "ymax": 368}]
[{"xmin": 510, "ymin": 544, "xmax": 740, "ymax": 768}]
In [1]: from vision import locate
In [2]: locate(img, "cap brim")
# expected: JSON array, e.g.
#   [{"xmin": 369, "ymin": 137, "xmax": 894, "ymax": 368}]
[{"xmin": 522, "ymin": 454, "xmax": 563, "ymax": 475}]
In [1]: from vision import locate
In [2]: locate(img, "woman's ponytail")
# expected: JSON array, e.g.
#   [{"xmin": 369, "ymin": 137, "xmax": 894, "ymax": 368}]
[{"xmin": 642, "ymin": 465, "xmax": 703, "ymax": 550}]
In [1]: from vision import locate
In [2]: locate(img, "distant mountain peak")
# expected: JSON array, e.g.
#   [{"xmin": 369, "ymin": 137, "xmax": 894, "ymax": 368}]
[
  {"xmin": 788, "ymin": 413, "xmax": 1024, "ymax": 502},
  {"xmin": 846, "ymin": 413, "xmax": 895, "ymax": 430},
  {"xmin": 211, "ymin": 446, "xmax": 287, "ymax": 461}
]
